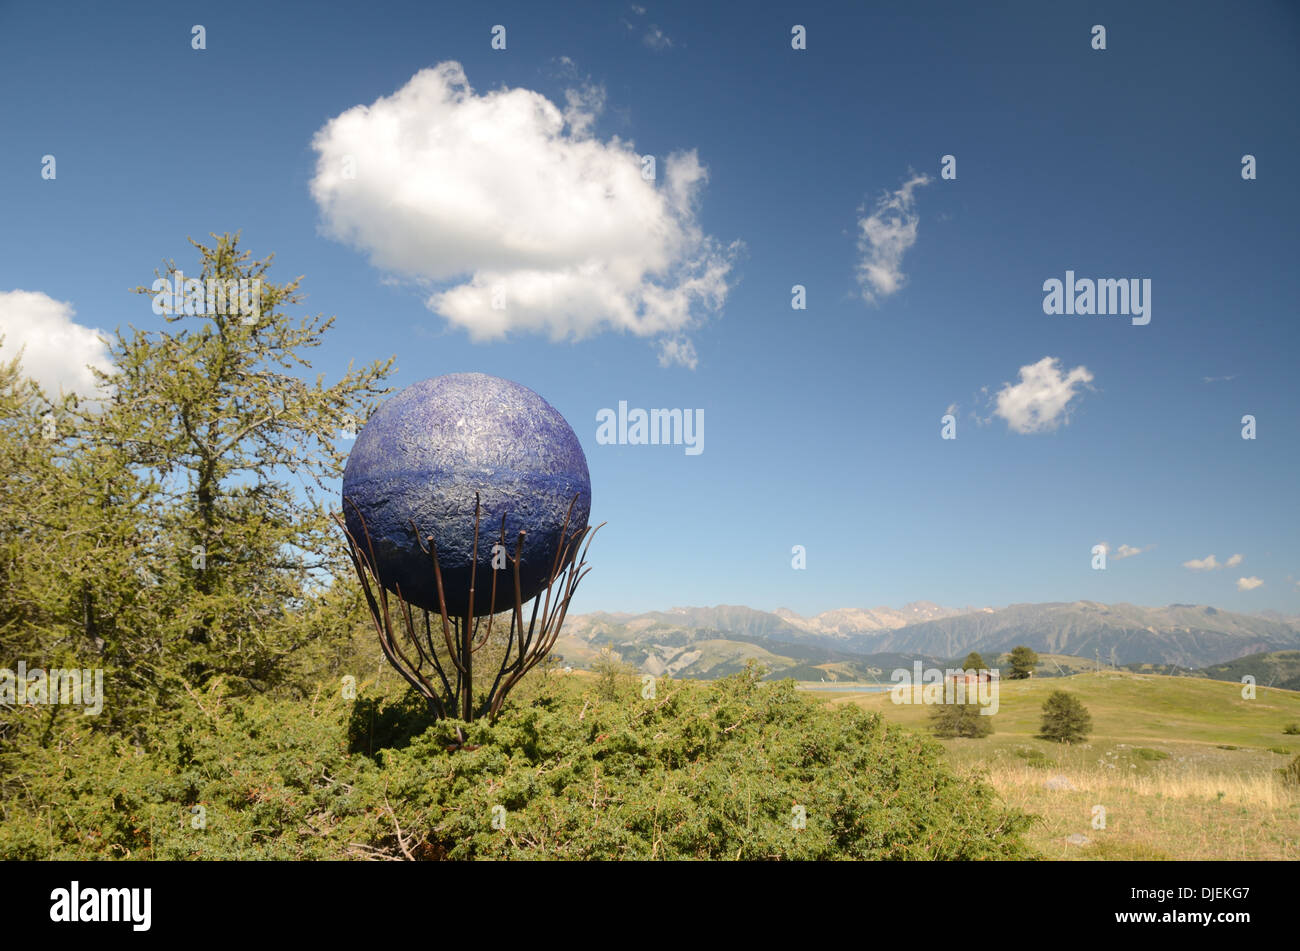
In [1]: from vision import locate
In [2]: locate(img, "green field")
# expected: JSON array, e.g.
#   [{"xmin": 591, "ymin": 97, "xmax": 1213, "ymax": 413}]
[{"xmin": 811, "ymin": 669, "xmax": 1300, "ymax": 859}]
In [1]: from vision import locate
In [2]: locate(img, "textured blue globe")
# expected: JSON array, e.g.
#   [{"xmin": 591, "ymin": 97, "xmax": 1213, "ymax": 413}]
[{"xmin": 342, "ymin": 373, "xmax": 591, "ymax": 616}]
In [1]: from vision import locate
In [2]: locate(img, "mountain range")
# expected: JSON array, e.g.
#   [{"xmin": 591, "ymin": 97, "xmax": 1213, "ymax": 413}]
[{"xmin": 554, "ymin": 601, "xmax": 1300, "ymax": 679}]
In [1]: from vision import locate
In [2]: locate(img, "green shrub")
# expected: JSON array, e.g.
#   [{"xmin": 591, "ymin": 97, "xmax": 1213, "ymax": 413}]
[
  {"xmin": 1133, "ymin": 747, "xmax": 1170, "ymax": 761},
  {"xmin": 1280, "ymin": 754, "xmax": 1300, "ymax": 789},
  {"xmin": 0, "ymin": 667, "xmax": 1036, "ymax": 860},
  {"xmin": 1282, "ymin": 723, "xmax": 1300, "ymax": 736},
  {"xmin": 0, "ymin": 677, "xmax": 363, "ymax": 860},
  {"xmin": 1013, "ymin": 747, "xmax": 1051, "ymax": 768}
]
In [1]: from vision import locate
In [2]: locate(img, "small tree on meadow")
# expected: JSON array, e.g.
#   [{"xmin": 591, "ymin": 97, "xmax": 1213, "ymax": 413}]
[
  {"xmin": 1007, "ymin": 646, "xmax": 1039, "ymax": 680},
  {"xmin": 929, "ymin": 698, "xmax": 993, "ymax": 738},
  {"xmin": 961, "ymin": 651, "xmax": 987, "ymax": 672},
  {"xmin": 1039, "ymin": 690, "xmax": 1092, "ymax": 743},
  {"xmin": 591, "ymin": 647, "xmax": 632, "ymax": 700}
]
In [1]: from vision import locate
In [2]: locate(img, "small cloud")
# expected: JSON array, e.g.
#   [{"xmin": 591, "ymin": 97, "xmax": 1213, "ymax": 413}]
[
  {"xmin": 0, "ymin": 290, "xmax": 113, "ymax": 399},
  {"xmin": 1236, "ymin": 576, "xmax": 1264, "ymax": 591},
  {"xmin": 630, "ymin": 3, "xmax": 647, "ymax": 15},
  {"xmin": 657, "ymin": 336, "xmax": 697, "ymax": 370},
  {"xmin": 642, "ymin": 25, "xmax": 673, "ymax": 50},
  {"xmin": 1094, "ymin": 541, "xmax": 1150, "ymax": 561},
  {"xmin": 1183, "ymin": 553, "xmax": 1244, "ymax": 571},
  {"xmin": 551, "ymin": 56, "xmax": 580, "ymax": 79},
  {"xmin": 945, "ymin": 402, "xmax": 957, "ymax": 416},
  {"xmin": 991, "ymin": 356, "xmax": 1093, "ymax": 434},
  {"xmin": 1202, "ymin": 374, "xmax": 1237, "ymax": 383},
  {"xmin": 856, "ymin": 172, "xmax": 930, "ymax": 304}
]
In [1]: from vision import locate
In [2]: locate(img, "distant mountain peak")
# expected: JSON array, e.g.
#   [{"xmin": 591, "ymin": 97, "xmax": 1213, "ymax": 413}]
[{"xmin": 559, "ymin": 600, "xmax": 1300, "ymax": 678}]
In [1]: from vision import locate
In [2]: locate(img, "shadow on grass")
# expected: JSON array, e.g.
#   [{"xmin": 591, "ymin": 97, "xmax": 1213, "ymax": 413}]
[{"xmin": 347, "ymin": 688, "xmax": 441, "ymax": 759}]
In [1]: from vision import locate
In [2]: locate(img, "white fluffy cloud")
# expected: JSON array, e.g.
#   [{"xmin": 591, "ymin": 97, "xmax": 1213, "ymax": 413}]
[
  {"xmin": 309, "ymin": 62, "xmax": 736, "ymax": 367},
  {"xmin": 0, "ymin": 290, "xmax": 112, "ymax": 398},
  {"xmin": 1236, "ymin": 576, "xmax": 1263, "ymax": 591},
  {"xmin": 992, "ymin": 356, "xmax": 1093, "ymax": 434},
  {"xmin": 856, "ymin": 173, "xmax": 930, "ymax": 303},
  {"xmin": 1225, "ymin": 553, "xmax": 1244, "ymax": 567}
]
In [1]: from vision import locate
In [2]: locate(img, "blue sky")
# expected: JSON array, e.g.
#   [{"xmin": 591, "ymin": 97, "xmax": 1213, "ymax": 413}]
[{"xmin": 1, "ymin": 0, "xmax": 1297, "ymax": 616}]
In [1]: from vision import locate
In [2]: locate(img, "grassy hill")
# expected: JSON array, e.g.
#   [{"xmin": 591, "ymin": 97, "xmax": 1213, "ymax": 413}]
[
  {"xmin": 818, "ymin": 669, "xmax": 1300, "ymax": 860},
  {"xmin": 1120, "ymin": 650, "xmax": 1300, "ymax": 691},
  {"xmin": 1200, "ymin": 650, "xmax": 1300, "ymax": 692},
  {"xmin": 838, "ymin": 667, "xmax": 1300, "ymax": 746},
  {"xmin": 968, "ymin": 652, "xmax": 1111, "ymax": 678}
]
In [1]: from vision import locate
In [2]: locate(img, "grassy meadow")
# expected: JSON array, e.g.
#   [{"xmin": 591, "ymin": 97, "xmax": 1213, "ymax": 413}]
[{"xmin": 811, "ymin": 669, "xmax": 1300, "ymax": 860}]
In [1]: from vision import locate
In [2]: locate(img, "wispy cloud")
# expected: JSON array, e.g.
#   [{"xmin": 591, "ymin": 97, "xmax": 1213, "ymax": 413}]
[
  {"xmin": 1094, "ymin": 542, "xmax": 1151, "ymax": 561},
  {"xmin": 0, "ymin": 289, "xmax": 112, "ymax": 399},
  {"xmin": 642, "ymin": 25, "xmax": 673, "ymax": 50},
  {"xmin": 656, "ymin": 336, "xmax": 698, "ymax": 370},
  {"xmin": 989, "ymin": 356, "xmax": 1093, "ymax": 434},
  {"xmin": 623, "ymin": 5, "xmax": 672, "ymax": 50},
  {"xmin": 1202, "ymin": 374, "xmax": 1237, "ymax": 383},
  {"xmin": 1236, "ymin": 576, "xmax": 1264, "ymax": 591},
  {"xmin": 562, "ymin": 81, "xmax": 606, "ymax": 136},
  {"xmin": 551, "ymin": 55, "xmax": 579, "ymax": 79},
  {"xmin": 856, "ymin": 172, "xmax": 930, "ymax": 304},
  {"xmin": 1183, "ymin": 553, "xmax": 1244, "ymax": 571},
  {"xmin": 309, "ymin": 63, "xmax": 738, "ymax": 368}
]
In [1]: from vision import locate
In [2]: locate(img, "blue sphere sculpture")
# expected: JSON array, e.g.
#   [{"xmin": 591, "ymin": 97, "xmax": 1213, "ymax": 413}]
[{"xmin": 342, "ymin": 373, "xmax": 591, "ymax": 617}]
